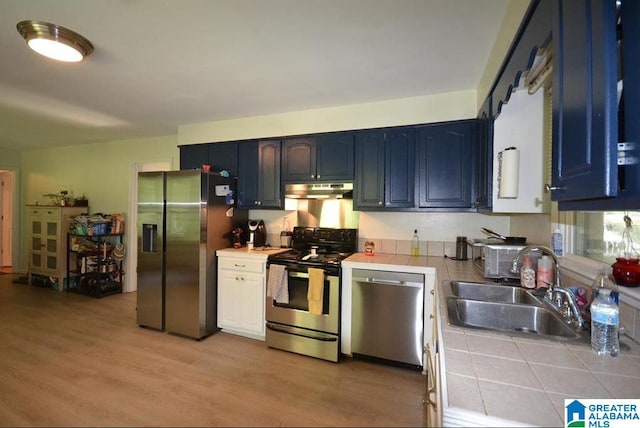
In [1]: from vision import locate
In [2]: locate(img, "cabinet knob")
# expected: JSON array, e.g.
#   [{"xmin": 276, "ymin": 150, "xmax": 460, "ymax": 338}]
[
  {"xmin": 317, "ymin": 175, "xmax": 321, "ymax": 179},
  {"xmin": 544, "ymin": 184, "xmax": 566, "ymax": 193},
  {"xmin": 311, "ymin": 174, "xmax": 315, "ymax": 179},
  {"xmin": 378, "ymin": 201, "xmax": 383, "ymax": 205}
]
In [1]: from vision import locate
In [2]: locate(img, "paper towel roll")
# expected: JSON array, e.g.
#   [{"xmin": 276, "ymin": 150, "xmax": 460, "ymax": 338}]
[{"xmin": 498, "ymin": 147, "xmax": 519, "ymax": 199}]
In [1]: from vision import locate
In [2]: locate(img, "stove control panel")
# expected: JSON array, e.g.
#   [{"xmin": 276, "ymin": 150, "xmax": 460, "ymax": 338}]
[{"xmin": 291, "ymin": 227, "xmax": 357, "ymax": 244}]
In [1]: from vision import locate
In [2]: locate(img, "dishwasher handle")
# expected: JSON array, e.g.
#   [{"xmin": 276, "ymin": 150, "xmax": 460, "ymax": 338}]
[
  {"xmin": 352, "ymin": 269, "xmax": 424, "ymax": 289},
  {"xmin": 354, "ymin": 277, "xmax": 423, "ymax": 288}
]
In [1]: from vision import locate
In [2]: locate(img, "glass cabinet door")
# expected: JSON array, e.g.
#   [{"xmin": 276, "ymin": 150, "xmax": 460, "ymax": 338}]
[{"xmin": 29, "ymin": 217, "xmax": 60, "ymax": 274}]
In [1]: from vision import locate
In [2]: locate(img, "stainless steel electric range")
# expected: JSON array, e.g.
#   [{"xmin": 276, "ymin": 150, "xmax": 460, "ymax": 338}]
[{"xmin": 265, "ymin": 226, "xmax": 357, "ymax": 362}]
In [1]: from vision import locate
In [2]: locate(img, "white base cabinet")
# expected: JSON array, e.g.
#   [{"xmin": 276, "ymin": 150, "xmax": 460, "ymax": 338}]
[{"xmin": 217, "ymin": 255, "xmax": 267, "ymax": 340}]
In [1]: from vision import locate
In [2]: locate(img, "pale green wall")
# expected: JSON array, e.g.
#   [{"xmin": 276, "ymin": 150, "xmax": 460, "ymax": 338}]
[
  {"xmin": 476, "ymin": 0, "xmax": 531, "ymax": 110},
  {"xmin": 16, "ymin": 135, "xmax": 179, "ymax": 271},
  {"xmin": 179, "ymin": 90, "xmax": 478, "ymax": 145},
  {"xmin": 0, "ymin": 148, "xmax": 22, "ymax": 169},
  {"xmin": 21, "ymin": 135, "xmax": 179, "ymax": 212}
]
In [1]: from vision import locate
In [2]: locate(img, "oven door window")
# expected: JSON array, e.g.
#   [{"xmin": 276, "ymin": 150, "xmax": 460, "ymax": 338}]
[{"xmin": 274, "ymin": 271, "xmax": 331, "ymax": 315}]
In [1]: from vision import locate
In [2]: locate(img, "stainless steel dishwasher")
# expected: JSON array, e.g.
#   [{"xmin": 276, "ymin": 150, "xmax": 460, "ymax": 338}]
[{"xmin": 351, "ymin": 269, "xmax": 424, "ymax": 369}]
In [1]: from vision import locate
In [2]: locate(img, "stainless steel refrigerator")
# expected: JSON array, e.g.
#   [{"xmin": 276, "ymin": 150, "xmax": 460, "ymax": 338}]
[{"xmin": 136, "ymin": 170, "xmax": 246, "ymax": 339}]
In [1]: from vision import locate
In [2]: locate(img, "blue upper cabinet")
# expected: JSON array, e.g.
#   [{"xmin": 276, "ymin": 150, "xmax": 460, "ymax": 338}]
[
  {"xmin": 179, "ymin": 142, "xmax": 238, "ymax": 175},
  {"xmin": 354, "ymin": 130, "xmax": 386, "ymax": 209},
  {"xmin": 282, "ymin": 132, "xmax": 354, "ymax": 182},
  {"xmin": 237, "ymin": 141, "xmax": 259, "ymax": 208},
  {"xmin": 179, "ymin": 144, "xmax": 208, "ymax": 170},
  {"xmin": 385, "ymin": 128, "xmax": 416, "ymax": 209},
  {"xmin": 551, "ymin": 0, "xmax": 619, "ymax": 202},
  {"xmin": 208, "ymin": 142, "xmax": 239, "ymax": 177},
  {"xmin": 353, "ymin": 128, "xmax": 415, "ymax": 210},
  {"xmin": 417, "ymin": 121, "xmax": 476, "ymax": 209},
  {"xmin": 619, "ymin": 0, "xmax": 640, "ymax": 207},
  {"xmin": 281, "ymin": 137, "xmax": 316, "ymax": 182},
  {"xmin": 316, "ymin": 133, "xmax": 355, "ymax": 181},
  {"xmin": 237, "ymin": 140, "xmax": 282, "ymax": 209}
]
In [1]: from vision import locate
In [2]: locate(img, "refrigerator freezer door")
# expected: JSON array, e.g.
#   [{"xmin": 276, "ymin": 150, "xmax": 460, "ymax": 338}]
[
  {"xmin": 137, "ymin": 171, "xmax": 165, "ymax": 330},
  {"xmin": 164, "ymin": 170, "xmax": 205, "ymax": 338}
]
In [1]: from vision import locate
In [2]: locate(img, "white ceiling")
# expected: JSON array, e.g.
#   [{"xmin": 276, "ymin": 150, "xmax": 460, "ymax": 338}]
[{"xmin": 0, "ymin": 0, "xmax": 510, "ymax": 151}]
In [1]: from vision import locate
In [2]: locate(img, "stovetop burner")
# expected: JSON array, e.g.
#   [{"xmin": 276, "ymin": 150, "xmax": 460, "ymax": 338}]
[{"xmin": 267, "ymin": 227, "xmax": 357, "ymax": 271}]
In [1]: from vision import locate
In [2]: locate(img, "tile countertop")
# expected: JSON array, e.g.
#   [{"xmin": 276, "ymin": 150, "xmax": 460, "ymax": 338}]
[
  {"xmin": 342, "ymin": 253, "xmax": 640, "ymax": 427},
  {"xmin": 342, "ymin": 252, "xmax": 446, "ymax": 273},
  {"xmin": 216, "ymin": 246, "xmax": 290, "ymax": 259}
]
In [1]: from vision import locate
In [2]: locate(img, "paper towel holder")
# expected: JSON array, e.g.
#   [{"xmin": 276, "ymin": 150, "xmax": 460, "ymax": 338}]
[{"xmin": 497, "ymin": 146, "xmax": 520, "ymax": 199}]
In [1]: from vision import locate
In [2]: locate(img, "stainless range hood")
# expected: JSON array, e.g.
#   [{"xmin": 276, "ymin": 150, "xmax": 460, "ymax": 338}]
[{"xmin": 284, "ymin": 183, "xmax": 353, "ymax": 199}]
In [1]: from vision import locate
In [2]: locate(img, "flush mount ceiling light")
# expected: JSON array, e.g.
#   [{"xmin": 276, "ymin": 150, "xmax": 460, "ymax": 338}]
[{"xmin": 17, "ymin": 20, "xmax": 94, "ymax": 63}]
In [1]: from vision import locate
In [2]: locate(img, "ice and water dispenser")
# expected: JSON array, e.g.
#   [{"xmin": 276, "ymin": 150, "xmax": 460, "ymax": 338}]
[{"xmin": 142, "ymin": 224, "xmax": 158, "ymax": 252}]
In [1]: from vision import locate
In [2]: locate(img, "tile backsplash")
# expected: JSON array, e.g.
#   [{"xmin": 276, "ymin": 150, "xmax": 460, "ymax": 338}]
[{"xmin": 358, "ymin": 238, "xmax": 458, "ymax": 258}]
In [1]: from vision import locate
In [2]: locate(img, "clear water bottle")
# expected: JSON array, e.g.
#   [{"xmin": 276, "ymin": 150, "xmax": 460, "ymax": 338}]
[
  {"xmin": 590, "ymin": 288, "xmax": 620, "ymax": 357},
  {"xmin": 592, "ymin": 267, "xmax": 619, "ymax": 305},
  {"xmin": 552, "ymin": 228, "xmax": 563, "ymax": 257}
]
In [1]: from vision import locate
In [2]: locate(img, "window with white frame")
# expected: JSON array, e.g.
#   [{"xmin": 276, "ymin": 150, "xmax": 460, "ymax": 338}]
[{"xmin": 574, "ymin": 211, "xmax": 640, "ymax": 263}]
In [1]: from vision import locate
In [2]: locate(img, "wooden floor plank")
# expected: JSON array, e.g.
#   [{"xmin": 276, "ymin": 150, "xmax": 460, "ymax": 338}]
[{"xmin": 0, "ymin": 275, "xmax": 426, "ymax": 427}]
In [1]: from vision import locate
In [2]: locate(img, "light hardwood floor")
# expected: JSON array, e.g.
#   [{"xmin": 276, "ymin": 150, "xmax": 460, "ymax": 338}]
[{"xmin": 0, "ymin": 274, "xmax": 426, "ymax": 427}]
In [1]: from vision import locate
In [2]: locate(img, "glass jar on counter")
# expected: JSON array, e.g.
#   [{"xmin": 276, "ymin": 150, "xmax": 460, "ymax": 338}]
[{"xmin": 364, "ymin": 241, "xmax": 375, "ymax": 256}]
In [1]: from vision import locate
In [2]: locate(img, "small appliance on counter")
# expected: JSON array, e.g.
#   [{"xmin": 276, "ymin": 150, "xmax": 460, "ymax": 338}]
[
  {"xmin": 478, "ymin": 243, "xmax": 530, "ymax": 280},
  {"xmin": 280, "ymin": 230, "xmax": 292, "ymax": 248},
  {"xmin": 279, "ymin": 215, "xmax": 293, "ymax": 248},
  {"xmin": 248, "ymin": 219, "xmax": 267, "ymax": 248},
  {"xmin": 455, "ymin": 236, "xmax": 468, "ymax": 260},
  {"xmin": 227, "ymin": 226, "xmax": 245, "ymax": 248}
]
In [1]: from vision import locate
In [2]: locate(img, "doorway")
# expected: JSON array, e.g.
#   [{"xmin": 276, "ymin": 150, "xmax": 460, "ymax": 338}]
[
  {"xmin": 124, "ymin": 161, "xmax": 171, "ymax": 292},
  {"xmin": 0, "ymin": 170, "xmax": 14, "ymax": 273}
]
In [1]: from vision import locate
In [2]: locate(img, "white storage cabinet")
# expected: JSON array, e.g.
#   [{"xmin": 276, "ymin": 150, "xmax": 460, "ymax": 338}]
[{"xmin": 217, "ymin": 255, "xmax": 267, "ymax": 340}]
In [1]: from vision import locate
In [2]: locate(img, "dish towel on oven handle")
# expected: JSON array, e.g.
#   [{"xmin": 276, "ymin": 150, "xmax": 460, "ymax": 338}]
[
  {"xmin": 307, "ymin": 267, "xmax": 325, "ymax": 315},
  {"xmin": 267, "ymin": 264, "xmax": 289, "ymax": 304}
]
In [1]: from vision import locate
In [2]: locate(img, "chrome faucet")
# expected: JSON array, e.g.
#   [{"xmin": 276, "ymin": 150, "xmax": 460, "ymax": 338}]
[
  {"xmin": 551, "ymin": 287, "xmax": 586, "ymax": 328},
  {"xmin": 511, "ymin": 245, "xmax": 585, "ymax": 329}
]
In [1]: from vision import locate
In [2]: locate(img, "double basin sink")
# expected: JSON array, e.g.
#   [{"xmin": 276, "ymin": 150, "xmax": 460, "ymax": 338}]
[{"xmin": 444, "ymin": 280, "xmax": 590, "ymax": 343}]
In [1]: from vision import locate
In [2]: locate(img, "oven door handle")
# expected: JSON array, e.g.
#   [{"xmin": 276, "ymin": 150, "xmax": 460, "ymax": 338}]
[
  {"xmin": 266, "ymin": 322, "xmax": 338, "ymax": 342},
  {"xmin": 286, "ymin": 270, "xmax": 332, "ymax": 279}
]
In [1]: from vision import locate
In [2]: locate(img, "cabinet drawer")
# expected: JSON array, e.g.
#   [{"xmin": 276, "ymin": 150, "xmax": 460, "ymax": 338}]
[
  {"xmin": 29, "ymin": 207, "xmax": 60, "ymax": 218},
  {"xmin": 219, "ymin": 258, "xmax": 264, "ymax": 273}
]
